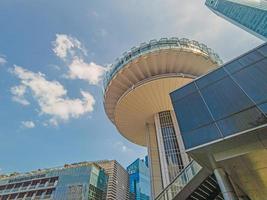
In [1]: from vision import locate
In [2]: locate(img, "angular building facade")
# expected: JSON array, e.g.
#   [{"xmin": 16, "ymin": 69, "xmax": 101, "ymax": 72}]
[
  {"xmin": 205, "ymin": 0, "xmax": 267, "ymax": 41},
  {"xmin": 127, "ymin": 157, "xmax": 150, "ymax": 200},
  {"xmin": 103, "ymin": 37, "xmax": 222, "ymax": 198},
  {"xmin": 0, "ymin": 162, "xmax": 108, "ymax": 200},
  {"xmin": 96, "ymin": 160, "xmax": 129, "ymax": 200},
  {"xmin": 170, "ymin": 43, "xmax": 267, "ymax": 199}
]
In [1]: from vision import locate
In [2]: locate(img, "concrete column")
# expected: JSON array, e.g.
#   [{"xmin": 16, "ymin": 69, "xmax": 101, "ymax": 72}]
[{"xmin": 214, "ymin": 168, "xmax": 238, "ymax": 200}]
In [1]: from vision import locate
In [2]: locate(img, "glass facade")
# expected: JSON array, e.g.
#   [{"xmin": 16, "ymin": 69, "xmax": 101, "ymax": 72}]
[
  {"xmin": 170, "ymin": 43, "xmax": 267, "ymax": 150},
  {"xmin": 205, "ymin": 0, "xmax": 267, "ymax": 41},
  {"xmin": 127, "ymin": 158, "xmax": 151, "ymax": 200},
  {"xmin": 158, "ymin": 111, "xmax": 184, "ymax": 181},
  {"xmin": 0, "ymin": 163, "xmax": 108, "ymax": 200}
]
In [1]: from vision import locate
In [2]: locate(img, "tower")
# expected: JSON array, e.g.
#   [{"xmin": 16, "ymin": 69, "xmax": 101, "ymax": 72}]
[{"xmin": 103, "ymin": 37, "xmax": 222, "ymax": 197}]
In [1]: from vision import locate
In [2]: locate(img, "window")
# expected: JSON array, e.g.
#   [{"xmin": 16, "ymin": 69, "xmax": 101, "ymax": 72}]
[
  {"xmin": 216, "ymin": 107, "xmax": 267, "ymax": 137},
  {"xmin": 182, "ymin": 124, "xmax": 222, "ymax": 149},
  {"xmin": 196, "ymin": 67, "xmax": 228, "ymax": 89},
  {"xmin": 232, "ymin": 58, "xmax": 267, "ymax": 104},
  {"xmin": 201, "ymin": 76, "xmax": 254, "ymax": 120},
  {"xmin": 170, "ymin": 82, "xmax": 197, "ymax": 102},
  {"xmin": 172, "ymin": 92, "xmax": 213, "ymax": 133}
]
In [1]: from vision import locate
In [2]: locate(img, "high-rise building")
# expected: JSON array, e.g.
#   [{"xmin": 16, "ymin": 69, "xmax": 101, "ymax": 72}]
[
  {"xmin": 96, "ymin": 160, "xmax": 129, "ymax": 200},
  {"xmin": 166, "ymin": 43, "xmax": 267, "ymax": 200},
  {"xmin": 103, "ymin": 37, "xmax": 222, "ymax": 198},
  {"xmin": 205, "ymin": 0, "xmax": 267, "ymax": 41},
  {"xmin": 0, "ymin": 162, "xmax": 108, "ymax": 200},
  {"xmin": 127, "ymin": 158, "xmax": 151, "ymax": 200}
]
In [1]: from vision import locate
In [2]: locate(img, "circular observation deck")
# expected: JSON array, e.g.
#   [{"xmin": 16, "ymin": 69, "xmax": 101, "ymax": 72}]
[{"xmin": 103, "ymin": 38, "xmax": 222, "ymax": 146}]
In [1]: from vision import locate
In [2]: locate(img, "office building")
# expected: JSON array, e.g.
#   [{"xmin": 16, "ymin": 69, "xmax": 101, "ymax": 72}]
[
  {"xmin": 103, "ymin": 37, "xmax": 222, "ymax": 198},
  {"xmin": 96, "ymin": 160, "xmax": 129, "ymax": 200},
  {"xmin": 205, "ymin": 0, "xmax": 267, "ymax": 41},
  {"xmin": 0, "ymin": 162, "xmax": 108, "ymax": 200},
  {"xmin": 167, "ymin": 43, "xmax": 267, "ymax": 200},
  {"xmin": 127, "ymin": 158, "xmax": 150, "ymax": 200}
]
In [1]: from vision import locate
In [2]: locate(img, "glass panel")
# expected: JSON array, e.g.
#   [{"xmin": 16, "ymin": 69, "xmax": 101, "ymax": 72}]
[
  {"xmin": 258, "ymin": 102, "xmax": 267, "ymax": 116},
  {"xmin": 201, "ymin": 76, "xmax": 254, "ymax": 120},
  {"xmin": 224, "ymin": 60, "xmax": 243, "ymax": 74},
  {"xmin": 182, "ymin": 124, "xmax": 221, "ymax": 149},
  {"xmin": 196, "ymin": 67, "xmax": 228, "ymax": 89},
  {"xmin": 232, "ymin": 58, "xmax": 267, "ymax": 104},
  {"xmin": 258, "ymin": 44, "xmax": 267, "ymax": 57},
  {"xmin": 172, "ymin": 92, "xmax": 213, "ymax": 133},
  {"xmin": 170, "ymin": 82, "xmax": 196, "ymax": 102},
  {"xmin": 217, "ymin": 107, "xmax": 267, "ymax": 137},
  {"xmin": 238, "ymin": 50, "xmax": 264, "ymax": 68}
]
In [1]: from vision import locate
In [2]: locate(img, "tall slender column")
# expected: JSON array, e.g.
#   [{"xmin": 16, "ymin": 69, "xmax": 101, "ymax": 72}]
[{"xmin": 214, "ymin": 168, "xmax": 238, "ymax": 200}]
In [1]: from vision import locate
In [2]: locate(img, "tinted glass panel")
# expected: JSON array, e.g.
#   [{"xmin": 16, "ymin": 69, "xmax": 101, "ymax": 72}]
[
  {"xmin": 258, "ymin": 44, "xmax": 267, "ymax": 57},
  {"xmin": 172, "ymin": 92, "xmax": 213, "ymax": 132},
  {"xmin": 238, "ymin": 51, "xmax": 264, "ymax": 67},
  {"xmin": 201, "ymin": 76, "xmax": 254, "ymax": 120},
  {"xmin": 232, "ymin": 59, "xmax": 267, "ymax": 104},
  {"xmin": 182, "ymin": 124, "xmax": 221, "ymax": 149},
  {"xmin": 259, "ymin": 102, "xmax": 267, "ymax": 116},
  {"xmin": 224, "ymin": 60, "xmax": 243, "ymax": 74},
  {"xmin": 217, "ymin": 107, "xmax": 267, "ymax": 137},
  {"xmin": 170, "ymin": 82, "xmax": 196, "ymax": 102},
  {"xmin": 196, "ymin": 67, "xmax": 228, "ymax": 89}
]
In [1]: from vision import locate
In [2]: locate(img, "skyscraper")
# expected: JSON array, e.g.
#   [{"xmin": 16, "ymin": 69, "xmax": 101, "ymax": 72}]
[
  {"xmin": 205, "ymin": 0, "xmax": 267, "ymax": 41},
  {"xmin": 96, "ymin": 160, "xmax": 129, "ymax": 200},
  {"xmin": 127, "ymin": 158, "xmax": 150, "ymax": 200},
  {"xmin": 0, "ymin": 162, "xmax": 108, "ymax": 200},
  {"xmin": 103, "ymin": 37, "xmax": 222, "ymax": 198}
]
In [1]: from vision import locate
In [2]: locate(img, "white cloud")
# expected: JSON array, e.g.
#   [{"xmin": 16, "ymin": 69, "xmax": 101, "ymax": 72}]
[
  {"xmin": 11, "ymin": 65, "xmax": 95, "ymax": 125},
  {"xmin": 67, "ymin": 57, "xmax": 106, "ymax": 85},
  {"xmin": 52, "ymin": 34, "xmax": 87, "ymax": 60},
  {"xmin": 52, "ymin": 34, "xmax": 106, "ymax": 85},
  {"xmin": 0, "ymin": 56, "xmax": 7, "ymax": 66},
  {"xmin": 10, "ymin": 85, "xmax": 30, "ymax": 106},
  {"xmin": 21, "ymin": 121, "xmax": 35, "ymax": 129}
]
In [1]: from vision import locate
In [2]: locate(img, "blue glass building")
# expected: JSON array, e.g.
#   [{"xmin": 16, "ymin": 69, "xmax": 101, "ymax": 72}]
[
  {"xmin": 127, "ymin": 158, "xmax": 151, "ymax": 200},
  {"xmin": 0, "ymin": 162, "xmax": 108, "ymax": 200},
  {"xmin": 170, "ymin": 43, "xmax": 267, "ymax": 199},
  {"xmin": 205, "ymin": 0, "xmax": 267, "ymax": 41}
]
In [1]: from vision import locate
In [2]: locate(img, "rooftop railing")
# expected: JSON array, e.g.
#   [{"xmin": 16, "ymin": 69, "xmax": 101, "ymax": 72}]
[
  {"xmin": 155, "ymin": 160, "xmax": 202, "ymax": 200},
  {"xmin": 103, "ymin": 37, "xmax": 223, "ymax": 92}
]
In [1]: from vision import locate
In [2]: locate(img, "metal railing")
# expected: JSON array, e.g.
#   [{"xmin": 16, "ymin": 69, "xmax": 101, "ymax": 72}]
[
  {"xmin": 103, "ymin": 37, "xmax": 223, "ymax": 92},
  {"xmin": 155, "ymin": 160, "xmax": 202, "ymax": 200}
]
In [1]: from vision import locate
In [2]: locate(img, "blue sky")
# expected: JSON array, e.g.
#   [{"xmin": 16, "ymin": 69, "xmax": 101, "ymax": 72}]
[{"xmin": 0, "ymin": 0, "xmax": 263, "ymax": 174}]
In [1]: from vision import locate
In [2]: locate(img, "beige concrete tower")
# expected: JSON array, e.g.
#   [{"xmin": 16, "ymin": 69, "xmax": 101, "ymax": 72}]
[{"xmin": 103, "ymin": 38, "xmax": 222, "ymax": 198}]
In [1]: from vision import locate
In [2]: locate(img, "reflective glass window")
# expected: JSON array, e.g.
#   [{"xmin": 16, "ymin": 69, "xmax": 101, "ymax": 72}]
[
  {"xmin": 201, "ymin": 76, "xmax": 254, "ymax": 120},
  {"xmin": 259, "ymin": 102, "xmax": 267, "ymax": 116},
  {"xmin": 224, "ymin": 60, "xmax": 243, "ymax": 74},
  {"xmin": 258, "ymin": 44, "xmax": 267, "ymax": 57},
  {"xmin": 172, "ymin": 92, "xmax": 213, "ymax": 132},
  {"xmin": 182, "ymin": 124, "xmax": 222, "ymax": 149},
  {"xmin": 170, "ymin": 82, "xmax": 197, "ymax": 102},
  {"xmin": 232, "ymin": 59, "xmax": 267, "ymax": 104},
  {"xmin": 217, "ymin": 107, "xmax": 267, "ymax": 137},
  {"xmin": 196, "ymin": 67, "xmax": 228, "ymax": 89},
  {"xmin": 238, "ymin": 50, "xmax": 264, "ymax": 68}
]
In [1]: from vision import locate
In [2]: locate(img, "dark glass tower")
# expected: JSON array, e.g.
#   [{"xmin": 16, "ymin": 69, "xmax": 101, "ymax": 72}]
[{"xmin": 205, "ymin": 0, "xmax": 267, "ymax": 41}]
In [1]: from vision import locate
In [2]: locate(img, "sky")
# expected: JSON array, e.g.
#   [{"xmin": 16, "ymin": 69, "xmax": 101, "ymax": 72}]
[{"xmin": 0, "ymin": 0, "xmax": 264, "ymax": 174}]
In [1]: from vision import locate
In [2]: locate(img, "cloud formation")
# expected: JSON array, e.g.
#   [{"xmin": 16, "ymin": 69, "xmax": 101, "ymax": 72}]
[
  {"xmin": 11, "ymin": 65, "xmax": 95, "ymax": 125},
  {"xmin": 0, "ymin": 56, "xmax": 7, "ymax": 66},
  {"xmin": 21, "ymin": 121, "xmax": 35, "ymax": 129},
  {"xmin": 52, "ymin": 34, "xmax": 106, "ymax": 85},
  {"xmin": 52, "ymin": 34, "xmax": 87, "ymax": 60}
]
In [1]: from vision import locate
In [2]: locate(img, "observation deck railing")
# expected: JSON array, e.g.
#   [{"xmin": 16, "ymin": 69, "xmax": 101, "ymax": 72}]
[
  {"xmin": 155, "ymin": 160, "xmax": 202, "ymax": 200},
  {"xmin": 103, "ymin": 37, "xmax": 223, "ymax": 92}
]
